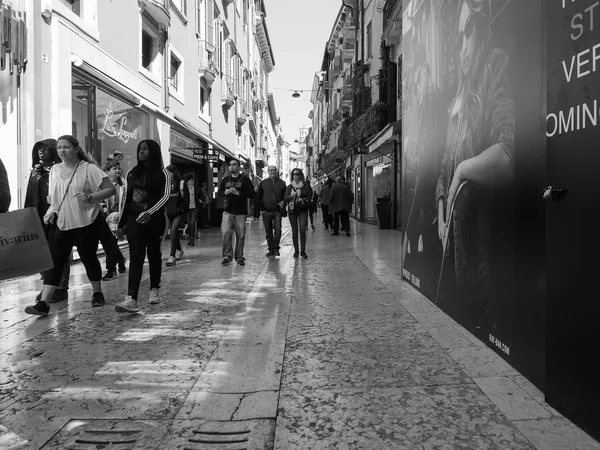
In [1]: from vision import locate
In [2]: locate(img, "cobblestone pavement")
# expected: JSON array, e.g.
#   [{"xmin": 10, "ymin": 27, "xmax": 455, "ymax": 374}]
[{"xmin": 0, "ymin": 219, "xmax": 598, "ymax": 449}]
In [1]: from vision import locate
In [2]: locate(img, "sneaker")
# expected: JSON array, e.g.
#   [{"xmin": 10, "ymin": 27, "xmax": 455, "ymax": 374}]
[
  {"xmin": 118, "ymin": 259, "xmax": 127, "ymax": 274},
  {"xmin": 102, "ymin": 270, "xmax": 118, "ymax": 281},
  {"xmin": 293, "ymin": 251, "xmax": 299, "ymax": 258},
  {"xmin": 115, "ymin": 295, "xmax": 140, "ymax": 313},
  {"xmin": 311, "ymin": 225, "xmax": 315, "ymax": 230},
  {"xmin": 301, "ymin": 251, "xmax": 308, "ymax": 259},
  {"xmin": 25, "ymin": 301, "xmax": 50, "ymax": 316},
  {"xmin": 175, "ymin": 249, "xmax": 184, "ymax": 261},
  {"xmin": 273, "ymin": 249, "xmax": 280, "ymax": 256},
  {"xmin": 166, "ymin": 256, "xmax": 176, "ymax": 266},
  {"xmin": 50, "ymin": 289, "xmax": 68, "ymax": 303},
  {"xmin": 91, "ymin": 292, "xmax": 105, "ymax": 307},
  {"xmin": 221, "ymin": 258, "xmax": 232, "ymax": 266},
  {"xmin": 149, "ymin": 288, "xmax": 161, "ymax": 304},
  {"xmin": 265, "ymin": 250, "xmax": 275, "ymax": 257},
  {"xmin": 237, "ymin": 259, "xmax": 246, "ymax": 266}
]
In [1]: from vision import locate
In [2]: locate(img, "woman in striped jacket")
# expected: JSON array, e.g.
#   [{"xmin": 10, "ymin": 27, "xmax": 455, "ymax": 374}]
[{"xmin": 115, "ymin": 139, "xmax": 170, "ymax": 313}]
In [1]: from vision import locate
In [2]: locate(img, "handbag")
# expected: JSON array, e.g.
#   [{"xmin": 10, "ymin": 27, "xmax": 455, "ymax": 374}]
[
  {"xmin": 287, "ymin": 196, "xmax": 297, "ymax": 214},
  {"xmin": 0, "ymin": 207, "xmax": 54, "ymax": 281}
]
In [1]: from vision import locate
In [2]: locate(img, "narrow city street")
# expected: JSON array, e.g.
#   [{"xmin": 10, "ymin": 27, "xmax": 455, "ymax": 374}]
[{"xmin": 0, "ymin": 219, "xmax": 597, "ymax": 449}]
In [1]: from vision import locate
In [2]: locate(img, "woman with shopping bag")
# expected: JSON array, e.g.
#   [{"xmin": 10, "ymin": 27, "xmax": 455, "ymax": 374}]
[{"xmin": 24, "ymin": 135, "xmax": 116, "ymax": 316}]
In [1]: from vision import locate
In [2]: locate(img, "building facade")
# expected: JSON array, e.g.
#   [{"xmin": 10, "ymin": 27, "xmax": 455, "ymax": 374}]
[{"xmin": 1, "ymin": 0, "xmax": 280, "ymax": 215}]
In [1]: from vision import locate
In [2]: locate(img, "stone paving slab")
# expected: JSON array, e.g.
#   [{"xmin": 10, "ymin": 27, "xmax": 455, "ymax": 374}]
[{"xmin": 275, "ymin": 385, "xmax": 536, "ymax": 449}]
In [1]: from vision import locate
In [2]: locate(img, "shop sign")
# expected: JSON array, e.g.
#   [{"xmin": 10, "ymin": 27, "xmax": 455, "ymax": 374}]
[
  {"xmin": 0, "ymin": 2, "xmax": 27, "ymax": 74},
  {"xmin": 192, "ymin": 148, "xmax": 220, "ymax": 162},
  {"xmin": 365, "ymin": 154, "xmax": 391, "ymax": 167},
  {"xmin": 170, "ymin": 131, "xmax": 198, "ymax": 150},
  {"xmin": 99, "ymin": 108, "xmax": 139, "ymax": 144}
]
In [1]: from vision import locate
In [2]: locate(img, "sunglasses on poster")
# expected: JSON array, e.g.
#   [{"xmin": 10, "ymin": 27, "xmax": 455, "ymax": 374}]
[{"xmin": 456, "ymin": 11, "xmax": 477, "ymax": 50}]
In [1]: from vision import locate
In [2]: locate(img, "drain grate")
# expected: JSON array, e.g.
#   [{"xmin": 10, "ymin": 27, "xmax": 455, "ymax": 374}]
[
  {"xmin": 40, "ymin": 419, "xmax": 171, "ymax": 449},
  {"xmin": 167, "ymin": 419, "xmax": 276, "ymax": 450}
]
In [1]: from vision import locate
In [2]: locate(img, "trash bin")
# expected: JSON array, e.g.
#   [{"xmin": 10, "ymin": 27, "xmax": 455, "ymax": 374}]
[{"xmin": 375, "ymin": 197, "xmax": 392, "ymax": 229}]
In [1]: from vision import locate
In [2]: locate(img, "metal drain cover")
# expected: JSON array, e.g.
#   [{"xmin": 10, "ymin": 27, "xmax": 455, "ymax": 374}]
[
  {"xmin": 159, "ymin": 419, "xmax": 276, "ymax": 449},
  {"xmin": 40, "ymin": 419, "xmax": 171, "ymax": 449}
]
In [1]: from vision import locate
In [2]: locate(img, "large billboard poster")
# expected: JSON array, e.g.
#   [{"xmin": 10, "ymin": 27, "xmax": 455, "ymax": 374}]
[{"xmin": 401, "ymin": 0, "xmax": 546, "ymax": 384}]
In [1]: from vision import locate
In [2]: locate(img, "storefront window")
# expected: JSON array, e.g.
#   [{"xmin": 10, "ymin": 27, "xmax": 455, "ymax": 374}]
[
  {"xmin": 96, "ymin": 89, "xmax": 149, "ymax": 174},
  {"xmin": 72, "ymin": 74, "xmax": 149, "ymax": 174},
  {"xmin": 365, "ymin": 156, "xmax": 393, "ymax": 221}
]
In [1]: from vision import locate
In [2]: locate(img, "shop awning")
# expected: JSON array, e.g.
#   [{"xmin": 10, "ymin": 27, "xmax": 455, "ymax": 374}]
[
  {"xmin": 138, "ymin": 101, "xmax": 235, "ymax": 159},
  {"xmin": 366, "ymin": 120, "xmax": 401, "ymax": 152}
]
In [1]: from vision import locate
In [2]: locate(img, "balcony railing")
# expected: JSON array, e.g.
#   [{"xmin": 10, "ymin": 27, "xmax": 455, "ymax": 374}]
[
  {"xmin": 221, "ymin": 75, "xmax": 234, "ymax": 109},
  {"xmin": 198, "ymin": 40, "xmax": 217, "ymax": 86},
  {"xmin": 383, "ymin": 0, "xmax": 401, "ymax": 32}
]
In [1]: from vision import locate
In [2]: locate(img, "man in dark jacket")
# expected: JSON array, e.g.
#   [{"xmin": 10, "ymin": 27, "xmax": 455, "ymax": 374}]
[
  {"xmin": 0, "ymin": 157, "xmax": 10, "ymax": 213},
  {"xmin": 329, "ymin": 175, "xmax": 354, "ymax": 236},
  {"xmin": 217, "ymin": 159, "xmax": 255, "ymax": 266},
  {"xmin": 257, "ymin": 165, "xmax": 286, "ymax": 257}
]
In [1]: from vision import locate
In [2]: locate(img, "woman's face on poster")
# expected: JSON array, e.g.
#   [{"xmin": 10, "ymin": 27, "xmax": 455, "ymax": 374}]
[{"xmin": 457, "ymin": 1, "xmax": 477, "ymax": 76}]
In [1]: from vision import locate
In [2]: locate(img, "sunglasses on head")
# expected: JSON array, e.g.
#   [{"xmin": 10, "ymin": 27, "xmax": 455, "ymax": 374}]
[{"xmin": 456, "ymin": 11, "xmax": 476, "ymax": 50}]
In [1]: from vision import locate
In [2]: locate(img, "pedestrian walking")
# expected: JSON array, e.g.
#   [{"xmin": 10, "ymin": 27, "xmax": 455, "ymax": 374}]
[
  {"xmin": 115, "ymin": 139, "xmax": 170, "ymax": 313},
  {"xmin": 25, "ymin": 139, "xmax": 70, "ymax": 303},
  {"xmin": 198, "ymin": 181, "xmax": 211, "ymax": 228},
  {"xmin": 320, "ymin": 178, "xmax": 333, "ymax": 231},
  {"xmin": 217, "ymin": 159, "xmax": 255, "ymax": 266},
  {"xmin": 0, "ymin": 157, "xmax": 9, "ymax": 213},
  {"xmin": 257, "ymin": 165, "xmax": 286, "ymax": 257},
  {"xmin": 24, "ymin": 135, "xmax": 116, "ymax": 316},
  {"xmin": 99, "ymin": 160, "xmax": 127, "ymax": 281},
  {"xmin": 308, "ymin": 188, "xmax": 318, "ymax": 230},
  {"xmin": 284, "ymin": 168, "xmax": 313, "ymax": 259},
  {"xmin": 165, "ymin": 165, "xmax": 188, "ymax": 266},
  {"xmin": 183, "ymin": 173, "xmax": 199, "ymax": 246},
  {"xmin": 329, "ymin": 175, "xmax": 354, "ymax": 236}
]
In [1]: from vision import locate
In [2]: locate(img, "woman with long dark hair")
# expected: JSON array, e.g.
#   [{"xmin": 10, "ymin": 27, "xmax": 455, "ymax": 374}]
[
  {"xmin": 25, "ymin": 139, "xmax": 70, "ymax": 303},
  {"xmin": 284, "ymin": 168, "xmax": 313, "ymax": 259},
  {"xmin": 436, "ymin": 0, "xmax": 515, "ymax": 304},
  {"xmin": 165, "ymin": 164, "xmax": 189, "ymax": 266},
  {"xmin": 115, "ymin": 139, "xmax": 170, "ymax": 313},
  {"xmin": 24, "ymin": 135, "xmax": 116, "ymax": 316}
]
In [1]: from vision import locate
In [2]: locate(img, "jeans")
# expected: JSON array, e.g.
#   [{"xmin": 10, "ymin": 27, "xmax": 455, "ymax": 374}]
[
  {"xmin": 321, "ymin": 205, "xmax": 331, "ymax": 230},
  {"xmin": 97, "ymin": 213, "xmax": 125, "ymax": 272},
  {"xmin": 289, "ymin": 211, "xmax": 308, "ymax": 252},
  {"xmin": 262, "ymin": 210, "xmax": 282, "ymax": 251},
  {"xmin": 332, "ymin": 210, "xmax": 350, "ymax": 233},
  {"xmin": 187, "ymin": 208, "xmax": 197, "ymax": 240},
  {"xmin": 125, "ymin": 213, "xmax": 165, "ymax": 300},
  {"xmin": 168, "ymin": 213, "xmax": 184, "ymax": 257},
  {"xmin": 221, "ymin": 211, "xmax": 247, "ymax": 261}
]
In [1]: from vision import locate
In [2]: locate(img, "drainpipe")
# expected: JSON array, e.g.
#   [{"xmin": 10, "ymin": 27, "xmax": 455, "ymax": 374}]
[
  {"xmin": 162, "ymin": 28, "xmax": 170, "ymax": 112},
  {"xmin": 360, "ymin": 0, "xmax": 364, "ymax": 63}
]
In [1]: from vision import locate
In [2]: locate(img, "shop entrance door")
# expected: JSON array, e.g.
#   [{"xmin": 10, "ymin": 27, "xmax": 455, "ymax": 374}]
[{"xmin": 545, "ymin": 0, "xmax": 600, "ymax": 439}]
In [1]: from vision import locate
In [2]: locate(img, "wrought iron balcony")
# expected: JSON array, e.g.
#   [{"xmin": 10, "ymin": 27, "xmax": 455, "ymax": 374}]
[
  {"xmin": 138, "ymin": 0, "xmax": 170, "ymax": 30},
  {"xmin": 198, "ymin": 40, "xmax": 217, "ymax": 87},
  {"xmin": 383, "ymin": 0, "xmax": 402, "ymax": 45},
  {"xmin": 221, "ymin": 76, "xmax": 234, "ymax": 109}
]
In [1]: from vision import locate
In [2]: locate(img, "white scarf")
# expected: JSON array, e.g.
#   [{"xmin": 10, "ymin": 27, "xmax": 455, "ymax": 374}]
[{"xmin": 291, "ymin": 180, "xmax": 304, "ymax": 190}]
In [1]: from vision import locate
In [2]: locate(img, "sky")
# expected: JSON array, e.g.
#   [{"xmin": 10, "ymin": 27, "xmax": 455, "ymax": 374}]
[{"xmin": 265, "ymin": 0, "xmax": 343, "ymax": 148}]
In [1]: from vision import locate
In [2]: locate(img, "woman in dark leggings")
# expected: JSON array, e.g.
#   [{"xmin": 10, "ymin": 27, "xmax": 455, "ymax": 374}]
[
  {"xmin": 24, "ymin": 135, "xmax": 116, "ymax": 316},
  {"xmin": 165, "ymin": 165, "xmax": 189, "ymax": 266},
  {"xmin": 115, "ymin": 140, "xmax": 170, "ymax": 313}
]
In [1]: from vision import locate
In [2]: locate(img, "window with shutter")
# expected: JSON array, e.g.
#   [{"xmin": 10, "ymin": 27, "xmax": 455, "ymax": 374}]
[
  {"xmin": 214, "ymin": 24, "xmax": 221, "ymax": 73},
  {"xmin": 206, "ymin": 0, "xmax": 214, "ymax": 47},
  {"xmin": 196, "ymin": 0, "xmax": 202, "ymax": 36}
]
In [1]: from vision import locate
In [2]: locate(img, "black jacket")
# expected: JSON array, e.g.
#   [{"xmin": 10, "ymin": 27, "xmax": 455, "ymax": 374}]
[
  {"xmin": 257, "ymin": 177, "xmax": 286, "ymax": 212},
  {"xmin": 217, "ymin": 173, "xmax": 255, "ymax": 215}
]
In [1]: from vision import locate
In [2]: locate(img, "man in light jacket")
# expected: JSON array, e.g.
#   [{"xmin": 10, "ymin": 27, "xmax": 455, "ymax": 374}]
[
  {"xmin": 257, "ymin": 165, "xmax": 287, "ymax": 257},
  {"xmin": 329, "ymin": 176, "xmax": 354, "ymax": 236}
]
